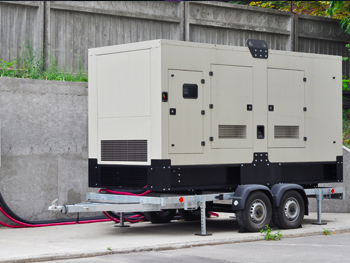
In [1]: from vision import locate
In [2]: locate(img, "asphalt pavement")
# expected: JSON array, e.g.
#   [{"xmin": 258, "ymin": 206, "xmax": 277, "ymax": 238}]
[
  {"xmin": 0, "ymin": 212, "xmax": 350, "ymax": 263},
  {"xmin": 41, "ymin": 232, "xmax": 350, "ymax": 263}
]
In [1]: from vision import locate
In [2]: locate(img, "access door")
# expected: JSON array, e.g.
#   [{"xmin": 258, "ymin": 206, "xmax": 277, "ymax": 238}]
[
  {"xmin": 211, "ymin": 65, "xmax": 253, "ymax": 149},
  {"xmin": 168, "ymin": 70, "xmax": 204, "ymax": 154},
  {"xmin": 267, "ymin": 69, "xmax": 305, "ymax": 148}
]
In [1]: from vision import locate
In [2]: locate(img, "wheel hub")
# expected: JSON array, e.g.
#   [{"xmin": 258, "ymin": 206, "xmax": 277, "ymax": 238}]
[
  {"xmin": 249, "ymin": 200, "xmax": 266, "ymax": 224},
  {"xmin": 284, "ymin": 198, "xmax": 300, "ymax": 221}
]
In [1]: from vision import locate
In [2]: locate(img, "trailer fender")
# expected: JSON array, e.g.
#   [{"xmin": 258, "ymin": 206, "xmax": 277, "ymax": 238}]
[
  {"xmin": 231, "ymin": 185, "xmax": 272, "ymax": 211},
  {"xmin": 270, "ymin": 184, "xmax": 309, "ymax": 216}
]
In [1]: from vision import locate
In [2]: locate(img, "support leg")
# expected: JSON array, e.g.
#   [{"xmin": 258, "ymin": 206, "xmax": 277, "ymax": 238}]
[
  {"xmin": 312, "ymin": 189, "xmax": 326, "ymax": 225},
  {"xmin": 114, "ymin": 212, "xmax": 130, "ymax": 228},
  {"xmin": 195, "ymin": 199, "xmax": 212, "ymax": 236}
]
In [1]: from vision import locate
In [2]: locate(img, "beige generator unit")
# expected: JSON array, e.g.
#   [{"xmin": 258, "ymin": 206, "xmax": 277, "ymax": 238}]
[{"xmin": 88, "ymin": 39, "xmax": 343, "ymax": 193}]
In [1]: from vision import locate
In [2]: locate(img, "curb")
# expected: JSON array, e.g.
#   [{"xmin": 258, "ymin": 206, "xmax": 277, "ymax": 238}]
[{"xmin": 2, "ymin": 226, "xmax": 350, "ymax": 263}]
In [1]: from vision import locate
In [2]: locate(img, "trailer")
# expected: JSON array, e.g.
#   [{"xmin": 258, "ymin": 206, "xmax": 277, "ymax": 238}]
[
  {"xmin": 49, "ymin": 186, "xmax": 345, "ymax": 235},
  {"xmin": 50, "ymin": 39, "xmax": 345, "ymax": 233}
]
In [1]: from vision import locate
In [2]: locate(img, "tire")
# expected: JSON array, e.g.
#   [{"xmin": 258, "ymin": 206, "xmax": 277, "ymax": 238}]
[
  {"xmin": 178, "ymin": 209, "xmax": 201, "ymax": 221},
  {"xmin": 272, "ymin": 190, "xmax": 305, "ymax": 229},
  {"xmin": 236, "ymin": 191, "xmax": 272, "ymax": 232},
  {"xmin": 144, "ymin": 209, "xmax": 176, "ymax": 223}
]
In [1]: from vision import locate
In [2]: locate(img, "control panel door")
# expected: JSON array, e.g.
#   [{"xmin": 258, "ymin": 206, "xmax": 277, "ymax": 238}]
[{"xmin": 168, "ymin": 70, "xmax": 204, "ymax": 154}]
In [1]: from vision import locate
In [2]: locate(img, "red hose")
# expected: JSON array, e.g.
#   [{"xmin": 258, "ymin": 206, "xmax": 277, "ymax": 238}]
[
  {"xmin": 99, "ymin": 189, "xmax": 151, "ymax": 196},
  {"xmin": 103, "ymin": 211, "xmax": 120, "ymax": 223},
  {"xmin": 0, "ymin": 220, "xmax": 25, "ymax": 228},
  {"xmin": 0, "ymin": 206, "xmax": 112, "ymax": 227}
]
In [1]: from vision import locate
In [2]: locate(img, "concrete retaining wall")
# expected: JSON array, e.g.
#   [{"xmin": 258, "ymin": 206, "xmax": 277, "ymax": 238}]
[
  {"xmin": 0, "ymin": 77, "xmax": 94, "ymax": 223},
  {"xmin": 308, "ymin": 147, "xmax": 350, "ymax": 213}
]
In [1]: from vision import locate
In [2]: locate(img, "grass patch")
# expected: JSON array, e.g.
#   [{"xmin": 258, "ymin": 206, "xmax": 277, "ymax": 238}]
[{"xmin": 0, "ymin": 37, "xmax": 87, "ymax": 82}]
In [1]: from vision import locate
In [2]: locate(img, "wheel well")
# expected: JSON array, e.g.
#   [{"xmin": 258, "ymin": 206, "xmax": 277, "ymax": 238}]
[{"xmin": 231, "ymin": 185, "xmax": 273, "ymax": 211}]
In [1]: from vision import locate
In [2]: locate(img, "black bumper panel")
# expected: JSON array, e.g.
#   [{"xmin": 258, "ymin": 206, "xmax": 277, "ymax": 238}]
[{"xmin": 88, "ymin": 154, "xmax": 343, "ymax": 191}]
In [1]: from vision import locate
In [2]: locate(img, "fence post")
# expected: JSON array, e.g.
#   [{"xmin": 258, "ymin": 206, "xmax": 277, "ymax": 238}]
[
  {"xmin": 44, "ymin": 1, "xmax": 50, "ymax": 70},
  {"xmin": 184, "ymin": 1, "xmax": 190, "ymax": 42}
]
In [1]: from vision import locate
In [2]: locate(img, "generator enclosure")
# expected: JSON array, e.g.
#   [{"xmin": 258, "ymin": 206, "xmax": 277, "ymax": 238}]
[{"xmin": 88, "ymin": 39, "xmax": 343, "ymax": 192}]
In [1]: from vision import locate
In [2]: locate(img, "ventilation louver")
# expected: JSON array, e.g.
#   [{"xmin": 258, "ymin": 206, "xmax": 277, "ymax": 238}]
[
  {"xmin": 101, "ymin": 140, "xmax": 147, "ymax": 162},
  {"xmin": 274, "ymin": 126, "xmax": 299, "ymax": 139},
  {"xmin": 218, "ymin": 125, "xmax": 247, "ymax": 139}
]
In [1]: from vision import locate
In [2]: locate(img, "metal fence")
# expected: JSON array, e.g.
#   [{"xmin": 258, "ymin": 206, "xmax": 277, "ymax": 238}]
[{"xmin": 1, "ymin": 1, "xmax": 349, "ymax": 74}]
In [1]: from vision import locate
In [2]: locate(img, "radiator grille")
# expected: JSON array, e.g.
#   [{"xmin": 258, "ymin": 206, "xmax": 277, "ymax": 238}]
[
  {"xmin": 219, "ymin": 125, "xmax": 246, "ymax": 139},
  {"xmin": 274, "ymin": 126, "xmax": 299, "ymax": 139},
  {"xmin": 100, "ymin": 166, "xmax": 147, "ymax": 187},
  {"xmin": 101, "ymin": 140, "xmax": 147, "ymax": 162}
]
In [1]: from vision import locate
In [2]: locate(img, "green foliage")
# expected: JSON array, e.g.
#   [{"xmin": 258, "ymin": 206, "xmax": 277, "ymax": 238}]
[
  {"xmin": 327, "ymin": 1, "xmax": 350, "ymax": 34},
  {"xmin": 260, "ymin": 225, "xmax": 282, "ymax": 240},
  {"xmin": 322, "ymin": 228, "xmax": 332, "ymax": 235},
  {"xmin": 249, "ymin": 1, "xmax": 290, "ymax": 11},
  {"xmin": 343, "ymin": 110, "xmax": 350, "ymax": 147},
  {"xmin": 0, "ymin": 58, "xmax": 18, "ymax": 78},
  {"xmin": 343, "ymin": 75, "xmax": 350, "ymax": 90},
  {"xmin": 246, "ymin": 1, "xmax": 330, "ymax": 15},
  {"xmin": 0, "ymin": 37, "xmax": 87, "ymax": 82},
  {"xmin": 107, "ymin": 247, "xmax": 112, "ymax": 250}
]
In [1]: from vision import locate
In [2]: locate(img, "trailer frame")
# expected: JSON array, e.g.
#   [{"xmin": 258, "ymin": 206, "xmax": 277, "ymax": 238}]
[{"xmin": 49, "ymin": 186, "xmax": 345, "ymax": 235}]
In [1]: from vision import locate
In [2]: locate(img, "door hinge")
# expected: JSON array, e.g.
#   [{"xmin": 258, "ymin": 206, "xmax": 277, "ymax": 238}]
[
  {"xmin": 304, "ymin": 137, "xmax": 307, "ymax": 141},
  {"xmin": 303, "ymin": 77, "xmax": 307, "ymax": 82},
  {"xmin": 209, "ymin": 137, "xmax": 214, "ymax": 141},
  {"xmin": 209, "ymin": 71, "xmax": 213, "ymax": 76},
  {"xmin": 268, "ymin": 105, "xmax": 274, "ymax": 111},
  {"xmin": 247, "ymin": 104, "xmax": 253, "ymax": 111},
  {"xmin": 201, "ymin": 79, "xmax": 205, "ymax": 84},
  {"xmin": 303, "ymin": 107, "xmax": 307, "ymax": 112},
  {"xmin": 201, "ymin": 110, "xmax": 205, "ymax": 115},
  {"xmin": 209, "ymin": 104, "xmax": 214, "ymax": 109},
  {"xmin": 201, "ymin": 141, "xmax": 205, "ymax": 146}
]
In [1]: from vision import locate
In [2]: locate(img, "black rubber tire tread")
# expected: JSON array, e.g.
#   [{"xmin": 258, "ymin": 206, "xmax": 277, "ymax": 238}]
[
  {"xmin": 236, "ymin": 191, "xmax": 272, "ymax": 232},
  {"xmin": 144, "ymin": 209, "xmax": 176, "ymax": 223},
  {"xmin": 178, "ymin": 209, "xmax": 201, "ymax": 221},
  {"xmin": 272, "ymin": 190, "xmax": 305, "ymax": 229}
]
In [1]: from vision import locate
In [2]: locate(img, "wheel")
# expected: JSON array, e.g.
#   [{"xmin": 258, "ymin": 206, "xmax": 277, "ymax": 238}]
[
  {"xmin": 144, "ymin": 209, "xmax": 176, "ymax": 223},
  {"xmin": 236, "ymin": 191, "xmax": 272, "ymax": 232},
  {"xmin": 272, "ymin": 190, "xmax": 305, "ymax": 229}
]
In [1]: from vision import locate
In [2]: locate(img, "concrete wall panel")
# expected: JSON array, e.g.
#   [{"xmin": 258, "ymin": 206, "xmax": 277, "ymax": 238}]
[{"xmin": 0, "ymin": 77, "xmax": 94, "ymax": 223}]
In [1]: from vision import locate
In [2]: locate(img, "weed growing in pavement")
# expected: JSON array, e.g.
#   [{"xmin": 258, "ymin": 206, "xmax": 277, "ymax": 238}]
[
  {"xmin": 323, "ymin": 228, "xmax": 332, "ymax": 235},
  {"xmin": 260, "ymin": 225, "xmax": 282, "ymax": 241}
]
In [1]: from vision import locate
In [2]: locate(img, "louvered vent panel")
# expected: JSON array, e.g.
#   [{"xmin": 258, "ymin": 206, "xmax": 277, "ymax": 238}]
[
  {"xmin": 101, "ymin": 140, "xmax": 147, "ymax": 162},
  {"xmin": 100, "ymin": 166, "xmax": 147, "ymax": 187},
  {"xmin": 218, "ymin": 125, "xmax": 246, "ymax": 139},
  {"xmin": 274, "ymin": 126, "xmax": 299, "ymax": 139}
]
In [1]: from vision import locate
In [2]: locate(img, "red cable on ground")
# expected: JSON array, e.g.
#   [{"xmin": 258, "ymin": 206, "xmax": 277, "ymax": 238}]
[
  {"xmin": 0, "ymin": 206, "xmax": 112, "ymax": 228},
  {"xmin": 0, "ymin": 220, "xmax": 25, "ymax": 228},
  {"xmin": 0, "ymin": 187, "xmax": 151, "ymax": 228}
]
